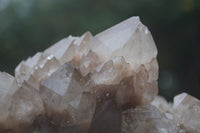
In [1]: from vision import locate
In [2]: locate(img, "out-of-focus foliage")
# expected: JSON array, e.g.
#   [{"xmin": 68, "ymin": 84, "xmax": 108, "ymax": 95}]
[{"xmin": 0, "ymin": 0, "xmax": 200, "ymax": 100}]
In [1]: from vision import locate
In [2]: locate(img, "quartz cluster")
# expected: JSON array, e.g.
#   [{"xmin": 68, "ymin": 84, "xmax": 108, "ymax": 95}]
[{"xmin": 0, "ymin": 16, "xmax": 199, "ymax": 133}]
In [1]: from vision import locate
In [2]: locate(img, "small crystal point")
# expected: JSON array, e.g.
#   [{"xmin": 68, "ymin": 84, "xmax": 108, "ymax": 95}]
[
  {"xmin": 40, "ymin": 63, "xmax": 96, "ymax": 131},
  {"xmin": 95, "ymin": 17, "xmax": 141, "ymax": 52},
  {"xmin": 40, "ymin": 63, "xmax": 83, "ymax": 112},
  {"xmin": 44, "ymin": 36, "xmax": 76, "ymax": 64}
]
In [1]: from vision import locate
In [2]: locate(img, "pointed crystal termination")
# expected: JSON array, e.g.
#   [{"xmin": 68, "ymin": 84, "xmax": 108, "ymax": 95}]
[
  {"xmin": 40, "ymin": 63, "xmax": 96, "ymax": 131},
  {"xmin": 15, "ymin": 53, "xmax": 61, "ymax": 89},
  {"xmin": 15, "ymin": 52, "xmax": 45, "ymax": 85},
  {"xmin": 40, "ymin": 63, "xmax": 84, "ymax": 111},
  {"xmin": 44, "ymin": 36, "xmax": 76, "ymax": 65},
  {"xmin": 94, "ymin": 16, "xmax": 157, "ymax": 69},
  {"xmin": 82, "ymin": 17, "xmax": 158, "ymax": 107}
]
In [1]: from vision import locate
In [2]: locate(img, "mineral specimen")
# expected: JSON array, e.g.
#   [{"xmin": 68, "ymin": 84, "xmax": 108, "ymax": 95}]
[{"xmin": 0, "ymin": 16, "xmax": 199, "ymax": 133}]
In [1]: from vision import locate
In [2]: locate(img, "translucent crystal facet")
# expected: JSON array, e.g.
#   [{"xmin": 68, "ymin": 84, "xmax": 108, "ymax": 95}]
[
  {"xmin": 95, "ymin": 17, "xmax": 157, "ymax": 69},
  {"xmin": 40, "ymin": 63, "xmax": 84, "ymax": 111},
  {"xmin": 40, "ymin": 63, "xmax": 96, "ymax": 131}
]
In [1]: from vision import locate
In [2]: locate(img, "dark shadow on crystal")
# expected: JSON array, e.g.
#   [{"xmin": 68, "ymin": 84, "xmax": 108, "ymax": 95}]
[
  {"xmin": 88, "ymin": 99, "xmax": 122, "ymax": 133},
  {"xmin": 22, "ymin": 115, "xmax": 86, "ymax": 133},
  {"xmin": 22, "ymin": 115, "xmax": 56, "ymax": 133},
  {"xmin": 57, "ymin": 125, "xmax": 86, "ymax": 133}
]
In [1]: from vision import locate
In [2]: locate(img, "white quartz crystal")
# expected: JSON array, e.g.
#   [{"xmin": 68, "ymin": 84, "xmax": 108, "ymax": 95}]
[
  {"xmin": 15, "ymin": 53, "xmax": 61, "ymax": 89},
  {"xmin": 95, "ymin": 17, "xmax": 157, "ymax": 69}
]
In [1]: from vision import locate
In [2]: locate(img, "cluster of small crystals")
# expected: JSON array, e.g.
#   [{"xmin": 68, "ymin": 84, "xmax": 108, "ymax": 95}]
[{"xmin": 0, "ymin": 17, "xmax": 199, "ymax": 133}]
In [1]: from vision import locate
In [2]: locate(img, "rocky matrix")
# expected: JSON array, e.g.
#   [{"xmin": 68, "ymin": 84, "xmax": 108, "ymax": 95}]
[{"xmin": 0, "ymin": 17, "xmax": 199, "ymax": 133}]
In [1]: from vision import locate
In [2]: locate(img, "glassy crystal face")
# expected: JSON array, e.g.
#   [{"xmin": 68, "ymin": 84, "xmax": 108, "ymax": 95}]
[
  {"xmin": 1, "ymin": 16, "xmax": 198, "ymax": 133},
  {"xmin": 15, "ymin": 53, "xmax": 61, "ymax": 89},
  {"xmin": 40, "ymin": 63, "xmax": 96, "ymax": 131},
  {"xmin": 40, "ymin": 63, "xmax": 86, "ymax": 110}
]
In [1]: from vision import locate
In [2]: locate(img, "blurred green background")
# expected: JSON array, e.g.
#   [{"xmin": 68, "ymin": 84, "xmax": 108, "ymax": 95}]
[{"xmin": 0, "ymin": 0, "xmax": 200, "ymax": 101}]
